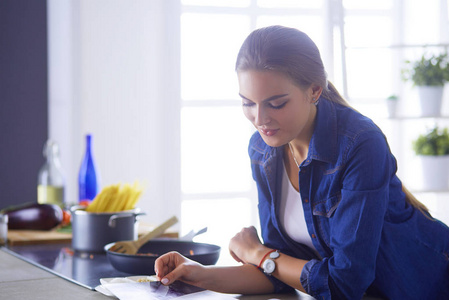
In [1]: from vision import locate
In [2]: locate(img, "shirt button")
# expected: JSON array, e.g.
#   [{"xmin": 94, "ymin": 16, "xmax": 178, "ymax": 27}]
[
  {"xmin": 304, "ymin": 198, "xmax": 309, "ymax": 203},
  {"xmin": 311, "ymin": 234, "xmax": 316, "ymax": 238}
]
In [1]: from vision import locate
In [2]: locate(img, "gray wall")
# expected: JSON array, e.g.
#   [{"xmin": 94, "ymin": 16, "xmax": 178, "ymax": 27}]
[{"xmin": 0, "ymin": 0, "xmax": 48, "ymax": 209}]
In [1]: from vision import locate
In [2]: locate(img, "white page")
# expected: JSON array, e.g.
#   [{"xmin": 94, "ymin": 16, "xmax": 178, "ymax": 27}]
[{"xmin": 102, "ymin": 281, "xmax": 237, "ymax": 300}]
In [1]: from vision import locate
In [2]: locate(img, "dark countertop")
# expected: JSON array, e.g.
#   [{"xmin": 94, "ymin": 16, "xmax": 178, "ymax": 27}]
[
  {"xmin": 1, "ymin": 248, "xmax": 109, "ymax": 300},
  {"xmin": 0, "ymin": 246, "xmax": 315, "ymax": 300}
]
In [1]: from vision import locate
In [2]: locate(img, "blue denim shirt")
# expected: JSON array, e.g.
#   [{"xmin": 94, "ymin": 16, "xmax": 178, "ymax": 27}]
[{"xmin": 249, "ymin": 98, "xmax": 449, "ymax": 299}]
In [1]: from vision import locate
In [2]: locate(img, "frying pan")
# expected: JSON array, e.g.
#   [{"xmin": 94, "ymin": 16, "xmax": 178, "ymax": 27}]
[{"xmin": 104, "ymin": 240, "xmax": 221, "ymax": 275}]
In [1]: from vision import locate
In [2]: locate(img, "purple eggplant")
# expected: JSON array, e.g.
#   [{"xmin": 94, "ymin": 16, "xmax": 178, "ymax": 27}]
[{"xmin": 3, "ymin": 202, "xmax": 63, "ymax": 230}]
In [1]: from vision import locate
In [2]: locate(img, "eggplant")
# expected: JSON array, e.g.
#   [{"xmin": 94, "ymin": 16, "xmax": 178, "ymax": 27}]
[{"xmin": 2, "ymin": 202, "xmax": 63, "ymax": 230}]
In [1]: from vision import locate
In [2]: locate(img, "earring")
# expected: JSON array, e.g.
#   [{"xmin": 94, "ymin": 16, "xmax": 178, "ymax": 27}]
[{"xmin": 312, "ymin": 98, "xmax": 320, "ymax": 106}]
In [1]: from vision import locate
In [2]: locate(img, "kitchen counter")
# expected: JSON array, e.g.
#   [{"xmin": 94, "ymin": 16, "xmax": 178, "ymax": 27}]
[
  {"xmin": 0, "ymin": 248, "xmax": 108, "ymax": 300},
  {"xmin": 0, "ymin": 247, "xmax": 315, "ymax": 300}
]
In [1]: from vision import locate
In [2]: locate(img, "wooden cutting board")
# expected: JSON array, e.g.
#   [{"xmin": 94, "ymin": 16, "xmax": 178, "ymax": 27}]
[
  {"xmin": 7, "ymin": 229, "xmax": 72, "ymax": 246},
  {"xmin": 7, "ymin": 223, "xmax": 178, "ymax": 246}
]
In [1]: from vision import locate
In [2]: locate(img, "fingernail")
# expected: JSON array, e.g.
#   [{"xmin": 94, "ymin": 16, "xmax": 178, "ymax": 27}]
[{"xmin": 161, "ymin": 278, "xmax": 169, "ymax": 285}]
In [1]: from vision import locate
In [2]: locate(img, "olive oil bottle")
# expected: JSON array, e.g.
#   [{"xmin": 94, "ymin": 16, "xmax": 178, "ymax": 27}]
[{"xmin": 37, "ymin": 140, "xmax": 65, "ymax": 208}]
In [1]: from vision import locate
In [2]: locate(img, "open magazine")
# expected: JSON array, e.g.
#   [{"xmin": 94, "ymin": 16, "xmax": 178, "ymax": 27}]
[{"xmin": 96, "ymin": 276, "xmax": 236, "ymax": 300}]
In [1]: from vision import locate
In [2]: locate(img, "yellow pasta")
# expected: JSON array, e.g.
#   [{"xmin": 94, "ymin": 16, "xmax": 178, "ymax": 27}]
[{"xmin": 85, "ymin": 181, "xmax": 143, "ymax": 213}]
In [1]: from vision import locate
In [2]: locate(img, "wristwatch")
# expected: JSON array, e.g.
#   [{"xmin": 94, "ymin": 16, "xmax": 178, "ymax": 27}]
[{"xmin": 262, "ymin": 250, "xmax": 280, "ymax": 275}]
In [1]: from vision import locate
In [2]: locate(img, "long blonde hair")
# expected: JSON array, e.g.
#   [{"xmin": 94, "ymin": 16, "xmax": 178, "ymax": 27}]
[{"xmin": 236, "ymin": 25, "xmax": 432, "ymax": 218}]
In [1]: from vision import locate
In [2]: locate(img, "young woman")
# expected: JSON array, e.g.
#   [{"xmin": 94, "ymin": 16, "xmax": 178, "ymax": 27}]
[{"xmin": 155, "ymin": 26, "xmax": 449, "ymax": 299}]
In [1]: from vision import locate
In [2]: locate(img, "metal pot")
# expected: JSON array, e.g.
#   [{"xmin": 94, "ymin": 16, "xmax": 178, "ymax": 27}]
[
  {"xmin": 104, "ymin": 240, "xmax": 221, "ymax": 275},
  {"xmin": 71, "ymin": 206, "xmax": 145, "ymax": 253}
]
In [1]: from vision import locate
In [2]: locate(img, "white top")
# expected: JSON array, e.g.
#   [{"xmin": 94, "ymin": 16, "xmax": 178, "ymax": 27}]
[{"xmin": 279, "ymin": 163, "xmax": 317, "ymax": 252}]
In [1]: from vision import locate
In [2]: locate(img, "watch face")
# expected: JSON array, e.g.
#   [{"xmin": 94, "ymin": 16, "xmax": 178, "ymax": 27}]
[{"xmin": 263, "ymin": 259, "xmax": 276, "ymax": 274}]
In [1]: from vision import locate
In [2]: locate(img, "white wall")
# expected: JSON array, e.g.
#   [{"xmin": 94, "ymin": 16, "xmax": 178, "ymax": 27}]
[{"xmin": 47, "ymin": 0, "xmax": 182, "ymax": 227}]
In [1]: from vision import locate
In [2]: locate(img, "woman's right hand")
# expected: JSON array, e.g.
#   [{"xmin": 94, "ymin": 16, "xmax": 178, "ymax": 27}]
[{"xmin": 154, "ymin": 251, "xmax": 205, "ymax": 286}]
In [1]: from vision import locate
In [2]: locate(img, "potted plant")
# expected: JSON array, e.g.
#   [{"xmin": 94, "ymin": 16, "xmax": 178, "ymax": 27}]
[
  {"xmin": 413, "ymin": 126, "xmax": 449, "ymax": 190},
  {"xmin": 402, "ymin": 53, "xmax": 449, "ymax": 117},
  {"xmin": 386, "ymin": 94, "xmax": 399, "ymax": 118}
]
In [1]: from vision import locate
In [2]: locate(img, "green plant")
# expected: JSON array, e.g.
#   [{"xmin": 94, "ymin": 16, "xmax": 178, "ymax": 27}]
[
  {"xmin": 413, "ymin": 126, "xmax": 449, "ymax": 156},
  {"xmin": 387, "ymin": 94, "xmax": 398, "ymax": 101},
  {"xmin": 402, "ymin": 53, "xmax": 449, "ymax": 86}
]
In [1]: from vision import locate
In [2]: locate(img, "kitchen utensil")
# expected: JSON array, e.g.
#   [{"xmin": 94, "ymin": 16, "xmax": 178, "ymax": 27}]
[
  {"xmin": 71, "ymin": 206, "xmax": 145, "ymax": 252},
  {"xmin": 104, "ymin": 240, "xmax": 221, "ymax": 275},
  {"xmin": 179, "ymin": 227, "xmax": 207, "ymax": 241},
  {"xmin": 109, "ymin": 216, "xmax": 178, "ymax": 254}
]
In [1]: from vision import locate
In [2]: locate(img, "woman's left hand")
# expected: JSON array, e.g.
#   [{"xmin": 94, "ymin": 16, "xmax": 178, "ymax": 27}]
[{"xmin": 229, "ymin": 226, "xmax": 269, "ymax": 265}]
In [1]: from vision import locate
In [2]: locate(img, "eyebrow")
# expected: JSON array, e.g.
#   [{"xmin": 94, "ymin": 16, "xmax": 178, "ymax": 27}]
[{"xmin": 239, "ymin": 93, "xmax": 289, "ymax": 102}]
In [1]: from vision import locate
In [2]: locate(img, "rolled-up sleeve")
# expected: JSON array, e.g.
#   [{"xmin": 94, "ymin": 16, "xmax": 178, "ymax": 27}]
[{"xmin": 301, "ymin": 130, "xmax": 391, "ymax": 299}]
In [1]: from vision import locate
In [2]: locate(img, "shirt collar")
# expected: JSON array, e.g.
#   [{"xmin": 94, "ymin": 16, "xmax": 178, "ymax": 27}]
[{"xmin": 307, "ymin": 98, "xmax": 339, "ymax": 164}]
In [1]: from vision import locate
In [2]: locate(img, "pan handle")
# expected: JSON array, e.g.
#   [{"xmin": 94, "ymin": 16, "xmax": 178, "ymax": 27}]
[
  {"xmin": 108, "ymin": 212, "xmax": 146, "ymax": 228},
  {"xmin": 179, "ymin": 227, "xmax": 208, "ymax": 241}
]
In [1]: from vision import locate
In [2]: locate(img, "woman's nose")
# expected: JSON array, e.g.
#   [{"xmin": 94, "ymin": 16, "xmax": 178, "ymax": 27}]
[{"xmin": 254, "ymin": 107, "xmax": 270, "ymax": 126}]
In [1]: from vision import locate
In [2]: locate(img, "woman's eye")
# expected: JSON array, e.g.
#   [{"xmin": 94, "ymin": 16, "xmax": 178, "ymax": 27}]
[
  {"xmin": 241, "ymin": 100, "xmax": 287, "ymax": 109},
  {"xmin": 269, "ymin": 101, "xmax": 287, "ymax": 110},
  {"xmin": 242, "ymin": 101, "xmax": 255, "ymax": 107}
]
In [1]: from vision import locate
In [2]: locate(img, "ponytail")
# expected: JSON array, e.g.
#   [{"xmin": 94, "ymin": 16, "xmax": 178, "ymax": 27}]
[
  {"xmin": 321, "ymin": 81, "xmax": 351, "ymax": 107},
  {"xmin": 402, "ymin": 185, "xmax": 433, "ymax": 220}
]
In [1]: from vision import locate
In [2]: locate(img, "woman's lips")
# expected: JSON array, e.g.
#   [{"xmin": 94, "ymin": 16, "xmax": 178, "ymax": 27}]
[{"xmin": 259, "ymin": 128, "xmax": 279, "ymax": 136}]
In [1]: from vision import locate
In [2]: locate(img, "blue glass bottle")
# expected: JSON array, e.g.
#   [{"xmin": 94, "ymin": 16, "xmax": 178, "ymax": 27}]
[{"xmin": 78, "ymin": 134, "xmax": 99, "ymax": 203}]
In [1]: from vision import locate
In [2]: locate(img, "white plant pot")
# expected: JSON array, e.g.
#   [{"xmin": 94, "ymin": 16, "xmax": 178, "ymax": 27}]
[
  {"xmin": 418, "ymin": 85, "xmax": 444, "ymax": 117},
  {"xmin": 419, "ymin": 155, "xmax": 449, "ymax": 191},
  {"xmin": 386, "ymin": 100, "xmax": 398, "ymax": 118}
]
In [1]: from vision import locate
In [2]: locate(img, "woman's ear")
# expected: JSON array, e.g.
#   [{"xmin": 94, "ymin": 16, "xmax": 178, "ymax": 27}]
[{"xmin": 308, "ymin": 84, "xmax": 323, "ymax": 103}]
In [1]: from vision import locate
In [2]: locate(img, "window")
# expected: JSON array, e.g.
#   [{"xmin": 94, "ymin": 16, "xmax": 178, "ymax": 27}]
[
  {"xmin": 343, "ymin": 0, "xmax": 449, "ymax": 224},
  {"xmin": 180, "ymin": 0, "xmax": 449, "ymax": 245}
]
